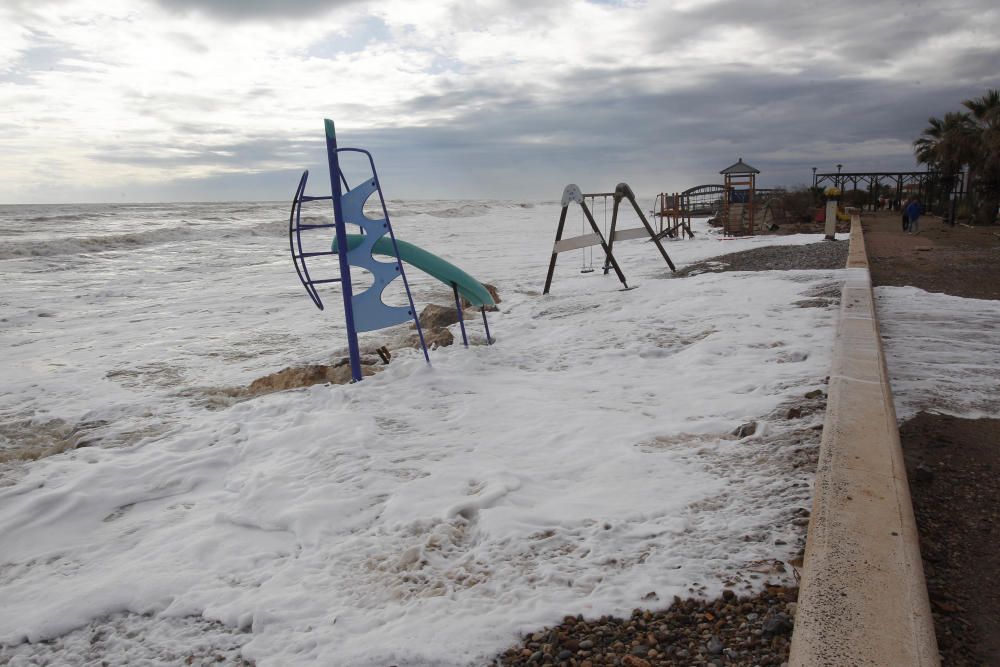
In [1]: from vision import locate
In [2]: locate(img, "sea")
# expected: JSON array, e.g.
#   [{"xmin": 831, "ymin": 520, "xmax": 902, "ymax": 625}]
[{"xmin": 0, "ymin": 199, "xmax": 540, "ymax": 463}]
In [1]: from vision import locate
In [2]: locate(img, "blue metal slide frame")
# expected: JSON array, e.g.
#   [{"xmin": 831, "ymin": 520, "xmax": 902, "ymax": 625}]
[{"xmin": 288, "ymin": 119, "xmax": 429, "ymax": 382}]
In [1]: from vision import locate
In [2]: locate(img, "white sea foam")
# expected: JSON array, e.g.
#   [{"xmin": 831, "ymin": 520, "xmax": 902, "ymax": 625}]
[
  {"xmin": 1, "ymin": 200, "xmax": 846, "ymax": 665},
  {"xmin": 876, "ymin": 286, "xmax": 1000, "ymax": 421}
]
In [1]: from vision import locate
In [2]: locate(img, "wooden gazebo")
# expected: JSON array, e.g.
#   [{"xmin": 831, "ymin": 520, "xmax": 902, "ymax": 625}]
[{"xmin": 720, "ymin": 158, "xmax": 760, "ymax": 236}]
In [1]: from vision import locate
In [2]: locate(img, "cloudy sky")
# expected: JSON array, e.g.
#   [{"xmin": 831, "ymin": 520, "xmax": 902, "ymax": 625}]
[{"xmin": 1, "ymin": 0, "xmax": 999, "ymax": 204}]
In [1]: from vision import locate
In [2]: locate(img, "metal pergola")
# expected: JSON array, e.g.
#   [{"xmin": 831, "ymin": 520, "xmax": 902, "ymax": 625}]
[{"xmin": 813, "ymin": 170, "xmax": 965, "ymax": 212}]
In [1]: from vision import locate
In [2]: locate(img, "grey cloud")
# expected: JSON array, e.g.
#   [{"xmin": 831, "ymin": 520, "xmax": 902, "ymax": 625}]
[
  {"xmin": 0, "ymin": 33, "xmax": 90, "ymax": 84},
  {"xmin": 126, "ymin": 90, "xmax": 226, "ymax": 115},
  {"xmin": 444, "ymin": 0, "xmax": 567, "ymax": 32},
  {"xmin": 166, "ymin": 31, "xmax": 210, "ymax": 54},
  {"xmin": 152, "ymin": 0, "xmax": 363, "ymax": 21},
  {"xmin": 85, "ymin": 58, "xmax": 1000, "ymax": 201},
  {"xmin": 78, "ymin": 168, "xmax": 309, "ymax": 203},
  {"xmin": 316, "ymin": 61, "xmax": 998, "ymax": 198},
  {"xmin": 89, "ymin": 136, "xmax": 316, "ymax": 169},
  {"xmin": 75, "ymin": 43, "xmax": 1000, "ymax": 202},
  {"xmin": 54, "ymin": 0, "xmax": 1000, "ymax": 202},
  {"xmin": 639, "ymin": 0, "xmax": 989, "ymax": 75},
  {"xmin": 407, "ymin": 86, "xmax": 508, "ymax": 113}
]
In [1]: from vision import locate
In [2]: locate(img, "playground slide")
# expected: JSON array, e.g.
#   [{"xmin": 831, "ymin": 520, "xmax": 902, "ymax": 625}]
[{"xmin": 333, "ymin": 234, "xmax": 495, "ymax": 308}]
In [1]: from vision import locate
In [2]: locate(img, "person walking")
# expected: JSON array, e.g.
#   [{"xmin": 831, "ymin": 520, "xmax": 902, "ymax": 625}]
[
  {"xmin": 901, "ymin": 197, "xmax": 912, "ymax": 232},
  {"xmin": 906, "ymin": 197, "xmax": 923, "ymax": 235}
]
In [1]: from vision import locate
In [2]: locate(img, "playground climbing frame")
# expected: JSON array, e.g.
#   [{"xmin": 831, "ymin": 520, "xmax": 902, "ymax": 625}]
[{"xmin": 288, "ymin": 119, "xmax": 495, "ymax": 382}]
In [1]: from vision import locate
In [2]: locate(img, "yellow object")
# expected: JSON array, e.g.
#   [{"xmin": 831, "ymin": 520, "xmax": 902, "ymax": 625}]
[{"xmin": 824, "ymin": 186, "xmax": 842, "ymax": 198}]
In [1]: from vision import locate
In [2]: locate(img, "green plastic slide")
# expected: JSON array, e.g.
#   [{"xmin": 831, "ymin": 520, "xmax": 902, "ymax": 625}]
[{"xmin": 332, "ymin": 234, "xmax": 495, "ymax": 307}]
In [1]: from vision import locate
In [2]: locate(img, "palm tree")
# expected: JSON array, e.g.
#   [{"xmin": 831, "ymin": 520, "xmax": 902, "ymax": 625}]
[
  {"xmin": 962, "ymin": 89, "xmax": 1000, "ymax": 224},
  {"xmin": 962, "ymin": 89, "xmax": 1000, "ymax": 128},
  {"xmin": 913, "ymin": 112, "xmax": 977, "ymax": 216},
  {"xmin": 913, "ymin": 117, "xmax": 943, "ymax": 165},
  {"xmin": 914, "ymin": 89, "xmax": 1000, "ymax": 224}
]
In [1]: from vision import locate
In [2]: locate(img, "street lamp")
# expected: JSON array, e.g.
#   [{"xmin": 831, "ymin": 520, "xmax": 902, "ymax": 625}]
[
  {"xmin": 836, "ymin": 164, "xmax": 843, "ymax": 188},
  {"xmin": 812, "ymin": 166, "xmax": 817, "ymax": 186}
]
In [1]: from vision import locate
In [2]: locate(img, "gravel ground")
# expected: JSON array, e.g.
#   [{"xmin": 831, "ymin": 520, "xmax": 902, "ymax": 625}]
[
  {"xmin": 495, "ymin": 586, "xmax": 798, "ymax": 667},
  {"xmin": 902, "ymin": 413, "xmax": 1000, "ymax": 665},
  {"xmin": 675, "ymin": 240, "xmax": 849, "ymax": 277}
]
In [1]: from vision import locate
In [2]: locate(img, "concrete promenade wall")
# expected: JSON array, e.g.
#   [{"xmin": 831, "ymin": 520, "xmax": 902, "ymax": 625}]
[{"xmin": 788, "ymin": 216, "xmax": 939, "ymax": 666}]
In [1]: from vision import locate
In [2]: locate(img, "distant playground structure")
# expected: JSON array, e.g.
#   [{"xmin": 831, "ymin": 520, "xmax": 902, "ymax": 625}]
[
  {"xmin": 653, "ymin": 159, "xmax": 781, "ymax": 237},
  {"xmin": 652, "ymin": 184, "xmax": 721, "ymax": 238},
  {"xmin": 543, "ymin": 160, "xmax": 792, "ymax": 292},
  {"xmin": 543, "ymin": 182, "xmax": 676, "ymax": 294},
  {"xmin": 288, "ymin": 119, "xmax": 495, "ymax": 382},
  {"xmin": 567, "ymin": 160, "xmax": 965, "ymax": 252},
  {"xmin": 650, "ymin": 159, "xmax": 971, "ymax": 235}
]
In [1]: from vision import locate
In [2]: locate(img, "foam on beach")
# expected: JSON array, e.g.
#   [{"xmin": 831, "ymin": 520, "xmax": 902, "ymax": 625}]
[{"xmin": 2, "ymin": 201, "xmax": 848, "ymax": 665}]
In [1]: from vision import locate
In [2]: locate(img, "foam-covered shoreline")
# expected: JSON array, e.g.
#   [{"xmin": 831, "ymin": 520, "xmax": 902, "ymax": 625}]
[{"xmin": 2, "ymin": 202, "xmax": 847, "ymax": 665}]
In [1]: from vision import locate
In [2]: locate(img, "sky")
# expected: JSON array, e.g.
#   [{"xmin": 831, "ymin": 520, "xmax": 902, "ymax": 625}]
[{"xmin": 1, "ymin": 0, "xmax": 999, "ymax": 204}]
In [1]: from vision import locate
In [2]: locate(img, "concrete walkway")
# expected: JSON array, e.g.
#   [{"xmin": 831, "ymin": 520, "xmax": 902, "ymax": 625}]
[{"xmin": 788, "ymin": 216, "xmax": 939, "ymax": 666}]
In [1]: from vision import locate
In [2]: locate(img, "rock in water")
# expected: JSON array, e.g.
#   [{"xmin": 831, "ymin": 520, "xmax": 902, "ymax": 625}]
[
  {"xmin": 416, "ymin": 327, "xmax": 454, "ymax": 349},
  {"xmin": 243, "ymin": 362, "xmax": 377, "ymax": 396},
  {"xmin": 418, "ymin": 303, "xmax": 461, "ymax": 329},
  {"xmin": 461, "ymin": 282, "xmax": 501, "ymax": 311}
]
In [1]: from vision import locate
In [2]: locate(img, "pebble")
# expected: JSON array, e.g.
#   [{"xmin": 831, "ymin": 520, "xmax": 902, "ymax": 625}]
[
  {"xmin": 676, "ymin": 240, "xmax": 849, "ymax": 276},
  {"xmin": 763, "ymin": 613, "xmax": 793, "ymax": 635},
  {"xmin": 495, "ymin": 586, "xmax": 798, "ymax": 666}
]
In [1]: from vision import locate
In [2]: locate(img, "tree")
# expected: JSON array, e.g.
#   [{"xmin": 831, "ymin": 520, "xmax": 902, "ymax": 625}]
[
  {"xmin": 913, "ymin": 88, "xmax": 1000, "ymax": 225},
  {"xmin": 913, "ymin": 112, "xmax": 977, "ymax": 215},
  {"xmin": 962, "ymin": 89, "xmax": 1000, "ymax": 224}
]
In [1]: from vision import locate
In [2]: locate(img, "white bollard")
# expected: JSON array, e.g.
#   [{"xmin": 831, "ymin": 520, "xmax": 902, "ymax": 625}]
[{"xmin": 824, "ymin": 199, "xmax": 838, "ymax": 240}]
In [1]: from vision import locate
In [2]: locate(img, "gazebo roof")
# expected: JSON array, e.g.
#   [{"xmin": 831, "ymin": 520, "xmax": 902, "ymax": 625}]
[{"xmin": 720, "ymin": 158, "xmax": 760, "ymax": 175}]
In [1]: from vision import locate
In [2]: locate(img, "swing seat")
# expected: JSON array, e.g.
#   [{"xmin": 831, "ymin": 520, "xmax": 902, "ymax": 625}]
[{"xmin": 580, "ymin": 268, "xmax": 595, "ymax": 274}]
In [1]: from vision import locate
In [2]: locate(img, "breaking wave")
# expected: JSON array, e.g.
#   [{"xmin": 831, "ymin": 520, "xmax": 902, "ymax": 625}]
[
  {"xmin": 0, "ymin": 200, "xmax": 540, "ymax": 260},
  {"xmin": 382, "ymin": 201, "xmax": 536, "ymax": 219},
  {"xmin": 0, "ymin": 220, "xmax": 288, "ymax": 260}
]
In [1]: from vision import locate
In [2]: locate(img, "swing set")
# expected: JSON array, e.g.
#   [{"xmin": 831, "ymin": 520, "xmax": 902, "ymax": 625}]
[
  {"xmin": 543, "ymin": 183, "xmax": 676, "ymax": 294},
  {"xmin": 578, "ymin": 192, "xmax": 608, "ymax": 274}
]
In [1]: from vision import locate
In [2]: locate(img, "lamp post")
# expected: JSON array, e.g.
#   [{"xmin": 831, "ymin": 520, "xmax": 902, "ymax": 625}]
[
  {"xmin": 836, "ymin": 164, "xmax": 843, "ymax": 189},
  {"xmin": 812, "ymin": 166, "xmax": 817, "ymax": 187}
]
